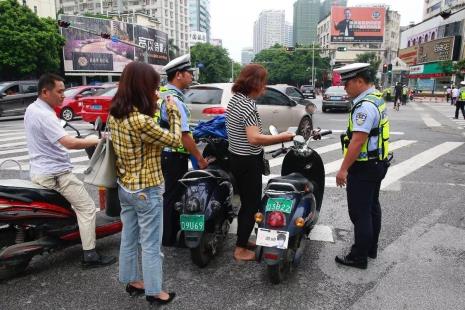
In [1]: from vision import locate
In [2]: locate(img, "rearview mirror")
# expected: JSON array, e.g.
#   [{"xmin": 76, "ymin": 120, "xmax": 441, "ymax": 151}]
[
  {"xmin": 289, "ymin": 99, "xmax": 297, "ymax": 107},
  {"xmin": 269, "ymin": 125, "xmax": 279, "ymax": 136},
  {"xmin": 94, "ymin": 117, "xmax": 103, "ymax": 132},
  {"xmin": 293, "ymin": 135, "xmax": 305, "ymax": 145}
]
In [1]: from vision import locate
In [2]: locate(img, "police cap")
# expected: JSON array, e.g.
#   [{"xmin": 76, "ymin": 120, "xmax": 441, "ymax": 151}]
[
  {"xmin": 460, "ymin": 81, "xmax": 465, "ymax": 86},
  {"xmin": 334, "ymin": 63, "xmax": 370, "ymax": 82},
  {"xmin": 163, "ymin": 54, "xmax": 195, "ymax": 75}
]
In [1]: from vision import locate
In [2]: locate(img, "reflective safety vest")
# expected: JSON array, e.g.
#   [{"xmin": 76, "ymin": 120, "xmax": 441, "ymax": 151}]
[
  {"xmin": 402, "ymin": 87, "xmax": 408, "ymax": 95},
  {"xmin": 460, "ymin": 87, "xmax": 465, "ymax": 100},
  {"xmin": 341, "ymin": 90, "xmax": 390, "ymax": 161},
  {"xmin": 157, "ymin": 86, "xmax": 190, "ymax": 154}
]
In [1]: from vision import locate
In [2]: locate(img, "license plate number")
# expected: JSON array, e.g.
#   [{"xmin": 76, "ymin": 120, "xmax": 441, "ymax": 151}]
[
  {"xmin": 256, "ymin": 228, "xmax": 289, "ymax": 249},
  {"xmin": 330, "ymin": 96, "xmax": 341, "ymax": 100},
  {"xmin": 91, "ymin": 104, "xmax": 102, "ymax": 110},
  {"xmin": 265, "ymin": 198, "xmax": 293, "ymax": 213},
  {"xmin": 180, "ymin": 214, "xmax": 204, "ymax": 231}
]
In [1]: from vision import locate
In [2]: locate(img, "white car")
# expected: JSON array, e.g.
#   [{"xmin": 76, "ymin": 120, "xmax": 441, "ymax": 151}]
[{"xmin": 184, "ymin": 83, "xmax": 316, "ymax": 138}]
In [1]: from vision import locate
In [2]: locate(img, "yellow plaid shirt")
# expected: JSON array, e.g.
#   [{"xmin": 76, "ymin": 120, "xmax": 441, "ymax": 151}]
[{"xmin": 108, "ymin": 106, "xmax": 182, "ymax": 191}]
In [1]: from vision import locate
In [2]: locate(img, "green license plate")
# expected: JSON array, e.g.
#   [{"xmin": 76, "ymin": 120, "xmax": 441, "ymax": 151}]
[
  {"xmin": 265, "ymin": 198, "xmax": 293, "ymax": 213},
  {"xmin": 180, "ymin": 214, "xmax": 205, "ymax": 231}
]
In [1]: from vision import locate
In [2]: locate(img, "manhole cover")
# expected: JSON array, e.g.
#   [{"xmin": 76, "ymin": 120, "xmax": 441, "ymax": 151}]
[{"xmin": 444, "ymin": 162, "xmax": 465, "ymax": 172}]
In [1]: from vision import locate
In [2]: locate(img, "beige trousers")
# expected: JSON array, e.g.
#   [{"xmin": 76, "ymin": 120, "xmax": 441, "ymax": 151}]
[{"xmin": 31, "ymin": 172, "xmax": 96, "ymax": 250}]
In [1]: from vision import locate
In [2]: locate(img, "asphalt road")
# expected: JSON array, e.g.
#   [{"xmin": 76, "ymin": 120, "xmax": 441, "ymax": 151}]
[{"xmin": 1, "ymin": 97, "xmax": 464, "ymax": 310}]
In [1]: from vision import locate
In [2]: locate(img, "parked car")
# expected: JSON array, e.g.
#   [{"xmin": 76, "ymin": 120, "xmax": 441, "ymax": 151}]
[
  {"xmin": 184, "ymin": 83, "xmax": 316, "ymax": 136},
  {"xmin": 80, "ymin": 87, "xmax": 118, "ymax": 124},
  {"xmin": 300, "ymin": 85, "xmax": 316, "ymax": 99},
  {"xmin": 54, "ymin": 85, "xmax": 106, "ymax": 121},
  {"xmin": 322, "ymin": 86, "xmax": 351, "ymax": 112},
  {"xmin": 0, "ymin": 80, "xmax": 38, "ymax": 117}
]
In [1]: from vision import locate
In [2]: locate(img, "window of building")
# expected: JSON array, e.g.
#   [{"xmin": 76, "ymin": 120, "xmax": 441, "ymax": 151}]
[
  {"xmin": 33, "ymin": 5, "xmax": 37, "ymax": 14},
  {"xmin": 407, "ymin": 41, "xmax": 410, "ymax": 47},
  {"xmin": 413, "ymin": 38, "xmax": 416, "ymax": 45},
  {"xmin": 424, "ymin": 34, "xmax": 428, "ymax": 42},
  {"xmin": 431, "ymin": 32, "xmax": 435, "ymax": 40},
  {"xmin": 419, "ymin": 37, "xmax": 422, "ymax": 44}
]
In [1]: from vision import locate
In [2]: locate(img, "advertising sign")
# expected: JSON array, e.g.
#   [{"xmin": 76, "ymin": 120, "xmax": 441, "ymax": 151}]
[
  {"xmin": 330, "ymin": 6, "xmax": 385, "ymax": 43},
  {"xmin": 398, "ymin": 46, "xmax": 419, "ymax": 66},
  {"xmin": 60, "ymin": 15, "xmax": 169, "ymax": 73},
  {"xmin": 408, "ymin": 62, "xmax": 453, "ymax": 79},
  {"xmin": 417, "ymin": 36, "xmax": 460, "ymax": 64}
]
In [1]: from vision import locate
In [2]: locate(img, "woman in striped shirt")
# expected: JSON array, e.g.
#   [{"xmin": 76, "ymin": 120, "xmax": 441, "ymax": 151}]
[{"xmin": 226, "ymin": 64, "xmax": 295, "ymax": 261}]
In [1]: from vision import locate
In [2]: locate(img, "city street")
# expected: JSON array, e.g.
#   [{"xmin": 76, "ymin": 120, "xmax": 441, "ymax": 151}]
[{"xmin": 1, "ymin": 98, "xmax": 465, "ymax": 310}]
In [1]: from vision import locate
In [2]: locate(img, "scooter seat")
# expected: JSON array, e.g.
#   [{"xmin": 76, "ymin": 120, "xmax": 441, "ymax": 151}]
[
  {"xmin": 0, "ymin": 179, "xmax": 71, "ymax": 208},
  {"xmin": 267, "ymin": 173, "xmax": 313, "ymax": 192}
]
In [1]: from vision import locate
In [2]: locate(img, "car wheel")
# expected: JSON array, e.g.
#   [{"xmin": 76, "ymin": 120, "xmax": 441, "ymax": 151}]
[
  {"xmin": 60, "ymin": 107, "xmax": 74, "ymax": 121},
  {"xmin": 322, "ymin": 107, "xmax": 327, "ymax": 113},
  {"xmin": 296, "ymin": 116, "xmax": 313, "ymax": 140}
]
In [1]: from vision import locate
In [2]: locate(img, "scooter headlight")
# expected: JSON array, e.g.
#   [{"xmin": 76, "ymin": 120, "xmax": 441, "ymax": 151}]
[{"xmin": 186, "ymin": 197, "xmax": 201, "ymax": 213}]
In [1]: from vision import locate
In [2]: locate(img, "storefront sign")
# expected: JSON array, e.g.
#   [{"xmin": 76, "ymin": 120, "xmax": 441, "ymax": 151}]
[
  {"xmin": 417, "ymin": 36, "xmax": 460, "ymax": 64},
  {"xmin": 399, "ymin": 46, "xmax": 418, "ymax": 66},
  {"xmin": 408, "ymin": 62, "xmax": 453, "ymax": 79}
]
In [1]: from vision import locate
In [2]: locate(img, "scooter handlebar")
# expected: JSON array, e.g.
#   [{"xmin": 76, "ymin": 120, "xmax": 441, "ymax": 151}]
[
  {"xmin": 319, "ymin": 130, "xmax": 332, "ymax": 137},
  {"xmin": 271, "ymin": 148, "xmax": 286, "ymax": 158}
]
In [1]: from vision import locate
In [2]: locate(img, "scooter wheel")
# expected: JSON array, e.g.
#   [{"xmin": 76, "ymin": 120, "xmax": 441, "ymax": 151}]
[
  {"xmin": 190, "ymin": 234, "xmax": 212, "ymax": 268},
  {"xmin": 267, "ymin": 262, "xmax": 286, "ymax": 284}
]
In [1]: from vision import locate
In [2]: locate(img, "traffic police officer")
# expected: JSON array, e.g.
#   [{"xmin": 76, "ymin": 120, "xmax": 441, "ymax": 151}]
[
  {"xmin": 160, "ymin": 54, "xmax": 208, "ymax": 246},
  {"xmin": 334, "ymin": 63, "xmax": 390, "ymax": 269}
]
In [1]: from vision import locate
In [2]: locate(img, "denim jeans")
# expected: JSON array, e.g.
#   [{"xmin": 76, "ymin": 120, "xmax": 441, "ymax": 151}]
[{"xmin": 118, "ymin": 185, "xmax": 164, "ymax": 295}]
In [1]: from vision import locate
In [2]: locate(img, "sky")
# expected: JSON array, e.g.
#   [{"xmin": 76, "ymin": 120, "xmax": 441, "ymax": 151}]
[{"xmin": 210, "ymin": 0, "xmax": 424, "ymax": 62}]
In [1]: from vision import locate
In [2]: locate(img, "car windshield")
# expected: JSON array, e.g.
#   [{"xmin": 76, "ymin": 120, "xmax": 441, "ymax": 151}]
[
  {"xmin": 325, "ymin": 86, "xmax": 347, "ymax": 95},
  {"xmin": 99, "ymin": 87, "xmax": 118, "ymax": 97},
  {"xmin": 64, "ymin": 88, "xmax": 81, "ymax": 98},
  {"xmin": 185, "ymin": 87, "xmax": 223, "ymax": 105}
]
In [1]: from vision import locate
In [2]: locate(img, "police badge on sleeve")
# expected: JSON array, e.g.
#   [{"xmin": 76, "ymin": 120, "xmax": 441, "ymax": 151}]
[{"xmin": 355, "ymin": 112, "xmax": 367, "ymax": 125}]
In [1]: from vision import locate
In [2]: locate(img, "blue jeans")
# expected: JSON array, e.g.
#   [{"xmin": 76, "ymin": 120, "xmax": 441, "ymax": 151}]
[{"xmin": 118, "ymin": 185, "xmax": 164, "ymax": 295}]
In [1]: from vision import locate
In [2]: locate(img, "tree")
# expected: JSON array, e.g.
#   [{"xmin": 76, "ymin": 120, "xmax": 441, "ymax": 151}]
[
  {"xmin": 253, "ymin": 44, "xmax": 331, "ymax": 86},
  {"xmin": 0, "ymin": 0, "xmax": 64, "ymax": 81},
  {"xmin": 355, "ymin": 52, "xmax": 382, "ymax": 83},
  {"xmin": 168, "ymin": 38, "xmax": 180, "ymax": 60},
  {"xmin": 191, "ymin": 43, "xmax": 233, "ymax": 83}
]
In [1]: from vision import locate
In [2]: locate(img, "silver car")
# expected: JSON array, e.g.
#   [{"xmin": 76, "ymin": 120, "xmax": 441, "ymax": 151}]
[
  {"xmin": 184, "ymin": 83, "xmax": 316, "ymax": 138},
  {"xmin": 322, "ymin": 86, "xmax": 351, "ymax": 112}
]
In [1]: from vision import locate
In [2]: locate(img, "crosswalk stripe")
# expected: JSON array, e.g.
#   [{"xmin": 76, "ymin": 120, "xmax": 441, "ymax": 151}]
[
  {"xmin": 381, "ymin": 141, "xmax": 464, "ymax": 190},
  {"xmin": 0, "ymin": 136, "xmax": 26, "ymax": 143},
  {"xmin": 330, "ymin": 129, "xmax": 405, "ymax": 135},
  {"xmin": 0, "ymin": 141, "xmax": 28, "ymax": 148},
  {"xmin": 268, "ymin": 142, "xmax": 341, "ymax": 168},
  {"xmin": 422, "ymin": 115, "xmax": 442, "ymax": 127},
  {"xmin": 0, "ymin": 150, "xmax": 86, "ymax": 163}
]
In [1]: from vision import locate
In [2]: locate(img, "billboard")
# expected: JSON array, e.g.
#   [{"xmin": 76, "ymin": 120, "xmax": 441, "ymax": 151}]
[
  {"xmin": 398, "ymin": 46, "xmax": 419, "ymax": 66},
  {"xmin": 60, "ymin": 15, "xmax": 169, "ymax": 73},
  {"xmin": 330, "ymin": 6, "xmax": 385, "ymax": 43},
  {"xmin": 416, "ymin": 36, "xmax": 461, "ymax": 64}
]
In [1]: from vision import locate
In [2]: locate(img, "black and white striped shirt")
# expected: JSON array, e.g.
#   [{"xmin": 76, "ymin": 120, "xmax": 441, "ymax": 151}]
[{"xmin": 226, "ymin": 92, "xmax": 263, "ymax": 156}]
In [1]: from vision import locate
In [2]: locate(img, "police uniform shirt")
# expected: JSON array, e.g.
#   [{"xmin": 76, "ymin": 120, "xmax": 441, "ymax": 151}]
[
  {"xmin": 160, "ymin": 83, "xmax": 190, "ymax": 133},
  {"xmin": 351, "ymin": 87, "xmax": 381, "ymax": 152}
]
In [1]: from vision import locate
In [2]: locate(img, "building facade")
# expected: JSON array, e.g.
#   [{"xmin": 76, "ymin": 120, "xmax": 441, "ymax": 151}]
[
  {"xmin": 423, "ymin": 0, "xmax": 465, "ymax": 20},
  {"xmin": 241, "ymin": 48, "xmax": 255, "ymax": 65},
  {"xmin": 189, "ymin": 0, "xmax": 210, "ymax": 43},
  {"xmin": 284, "ymin": 22, "xmax": 293, "ymax": 47},
  {"xmin": 21, "ymin": 0, "xmax": 56, "ymax": 18},
  {"xmin": 56, "ymin": 0, "xmax": 190, "ymax": 55},
  {"xmin": 293, "ymin": 0, "xmax": 320, "ymax": 46},
  {"xmin": 253, "ymin": 10, "xmax": 286, "ymax": 53},
  {"xmin": 189, "ymin": 30, "xmax": 208, "ymax": 47}
]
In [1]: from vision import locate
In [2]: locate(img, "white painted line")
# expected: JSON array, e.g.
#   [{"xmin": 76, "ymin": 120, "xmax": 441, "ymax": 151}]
[
  {"xmin": 412, "ymin": 106, "xmax": 425, "ymax": 111},
  {"xmin": 0, "ymin": 136, "xmax": 26, "ymax": 143},
  {"xmin": 330, "ymin": 129, "xmax": 405, "ymax": 135},
  {"xmin": 0, "ymin": 148, "xmax": 82, "ymax": 157},
  {"xmin": 422, "ymin": 115, "xmax": 442, "ymax": 127},
  {"xmin": 323, "ymin": 140, "xmax": 417, "ymax": 175},
  {"xmin": 0, "ymin": 131, "xmax": 24, "ymax": 138},
  {"xmin": 0, "ymin": 141, "xmax": 27, "ymax": 148},
  {"xmin": 381, "ymin": 142, "xmax": 464, "ymax": 190},
  {"xmin": 308, "ymin": 225, "xmax": 334, "ymax": 242}
]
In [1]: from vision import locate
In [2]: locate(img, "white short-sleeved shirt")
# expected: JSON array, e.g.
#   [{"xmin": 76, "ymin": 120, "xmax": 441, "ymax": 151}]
[
  {"xmin": 351, "ymin": 87, "xmax": 381, "ymax": 152},
  {"xmin": 452, "ymin": 88, "xmax": 460, "ymax": 98},
  {"xmin": 24, "ymin": 98, "xmax": 72, "ymax": 176}
]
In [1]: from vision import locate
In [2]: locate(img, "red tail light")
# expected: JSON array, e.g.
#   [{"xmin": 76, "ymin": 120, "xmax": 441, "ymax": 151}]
[
  {"xmin": 202, "ymin": 107, "xmax": 226, "ymax": 115},
  {"xmin": 264, "ymin": 253, "xmax": 279, "ymax": 260},
  {"xmin": 267, "ymin": 211, "xmax": 286, "ymax": 228}
]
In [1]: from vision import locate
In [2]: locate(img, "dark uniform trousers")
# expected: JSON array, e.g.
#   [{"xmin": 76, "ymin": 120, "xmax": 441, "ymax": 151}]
[
  {"xmin": 161, "ymin": 151, "xmax": 189, "ymax": 246},
  {"xmin": 346, "ymin": 160, "xmax": 388, "ymax": 258},
  {"xmin": 455, "ymin": 100, "xmax": 465, "ymax": 119}
]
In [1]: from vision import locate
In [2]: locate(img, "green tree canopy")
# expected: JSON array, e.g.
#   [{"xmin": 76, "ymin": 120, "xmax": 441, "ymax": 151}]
[
  {"xmin": 252, "ymin": 44, "xmax": 331, "ymax": 87},
  {"xmin": 0, "ymin": 0, "xmax": 65, "ymax": 81},
  {"xmin": 354, "ymin": 52, "xmax": 382, "ymax": 83},
  {"xmin": 191, "ymin": 43, "xmax": 235, "ymax": 83}
]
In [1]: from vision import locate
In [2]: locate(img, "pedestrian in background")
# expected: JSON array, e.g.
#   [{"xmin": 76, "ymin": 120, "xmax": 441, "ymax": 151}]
[
  {"xmin": 446, "ymin": 85, "xmax": 451, "ymax": 103},
  {"xmin": 225, "ymin": 64, "xmax": 295, "ymax": 261},
  {"xmin": 108, "ymin": 62, "xmax": 181, "ymax": 306},
  {"xmin": 455, "ymin": 81, "xmax": 465, "ymax": 119},
  {"xmin": 451, "ymin": 85, "xmax": 459, "ymax": 106},
  {"xmin": 394, "ymin": 82, "xmax": 402, "ymax": 111},
  {"xmin": 401, "ymin": 84, "xmax": 408, "ymax": 106}
]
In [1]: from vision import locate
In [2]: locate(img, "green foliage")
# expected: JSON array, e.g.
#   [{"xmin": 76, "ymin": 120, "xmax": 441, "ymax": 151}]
[
  {"xmin": 355, "ymin": 52, "xmax": 382, "ymax": 83},
  {"xmin": 191, "ymin": 43, "xmax": 234, "ymax": 83},
  {"xmin": 168, "ymin": 38, "xmax": 180, "ymax": 60},
  {"xmin": 252, "ymin": 45, "xmax": 331, "ymax": 86},
  {"xmin": 0, "ymin": 0, "xmax": 65, "ymax": 81}
]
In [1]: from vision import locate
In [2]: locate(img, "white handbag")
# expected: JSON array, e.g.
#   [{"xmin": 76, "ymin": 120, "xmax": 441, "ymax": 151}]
[{"xmin": 83, "ymin": 136, "xmax": 117, "ymax": 188}]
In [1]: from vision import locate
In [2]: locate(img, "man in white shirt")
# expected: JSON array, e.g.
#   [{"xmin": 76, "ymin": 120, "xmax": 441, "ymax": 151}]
[
  {"xmin": 451, "ymin": 85, "xmax": 459, "ymax": 106},
  {"xmin": 24, "ymin": 73, "xmax": 116, "ymax": 268}
]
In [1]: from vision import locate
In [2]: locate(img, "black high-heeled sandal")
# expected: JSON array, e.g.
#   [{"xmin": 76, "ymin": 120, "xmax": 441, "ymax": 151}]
[
  {"xmin": 146, "ymin": 292, "xmax": 176, "ymax": 305},
  {"xmin": 125, "ymin": 283, "xmax": 145, "ymax": 297}
]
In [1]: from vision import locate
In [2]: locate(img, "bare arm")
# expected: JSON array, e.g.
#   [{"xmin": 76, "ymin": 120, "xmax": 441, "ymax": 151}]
[
  {"xmin": 59, "ymin": 135, "xmax": 100, "ymax": 150},
  {"xmin": 336, "ymin": 131, "xmax": 368, "ymax": 187},
  {"xmin": 245, "ymin": 126, "xmax": 295, "ymax": 146}
]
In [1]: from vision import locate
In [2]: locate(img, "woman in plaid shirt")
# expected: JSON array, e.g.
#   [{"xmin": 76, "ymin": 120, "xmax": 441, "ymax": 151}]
[{"xmin": 107, "ymin": 62, "xmax": 182, "ymax": 306}]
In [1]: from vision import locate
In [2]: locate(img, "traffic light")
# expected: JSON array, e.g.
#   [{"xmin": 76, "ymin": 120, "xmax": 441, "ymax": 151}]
[
  {"xmin": 285, "ymin": 47, "xmax": 295, "ymax": 52},
  {"xmin": 337, "ymin": 47, "xmax": 347, "ymax": 52},
  {"xmin": 382, "ymin": 64, "xmax": 387, "ymax": 73},
  {"xmin": 387, "ymin": 64, "xmax": 392, "ymax": 72},
  {"xmin": 57, "ymin": 20, "xmax": 70, "ymax": 28},
  {"xmin": 100, "ymin": 32, "xmax": 111, "ymax": 39}
]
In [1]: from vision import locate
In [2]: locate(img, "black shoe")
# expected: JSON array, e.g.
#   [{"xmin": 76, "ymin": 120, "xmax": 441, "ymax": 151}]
[
  {"xmin": 81, "ymin": 250, "xmax": 117, "ymax": 269},
  {"xmin": 146, "ymin": 292, "xmax": 176, "ymax": 305},
  {"xmin": 126, "ymin": 284, "xmax": 145, "ymax": 297},
  {"xmin": 368, "ymin": 251, "xmax": 377, "ymax": 259},
  {"xmin": 335, "ymin": 254, "xmax": 367, "ymax": 269}
]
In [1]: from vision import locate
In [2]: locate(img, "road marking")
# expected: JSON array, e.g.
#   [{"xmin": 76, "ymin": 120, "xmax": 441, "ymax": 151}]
[
  {"xmin": 0, "ymin": 147, "xmax": 83, "ymax": 157},
  {"xmin": 0, "ymin": 135, "xmax": 26, "ymax": 143},
  {"xmin": 268, "ymin": 142, "xmax": 341, "ymax": 168},
  {"xmin": 330, "ymin": 129, "xmax": 405, "ymax": 135},
  {"xmin": 422, "ymin": 115, "xmax": 442, "ymax": 127},
  {"xmin": 0, "ymin": 131, "xmax": 25, "ymax": 137},
  {"xmin": 0, "ymin": 141, "xmax": 28, "ymax": 148},
  {"xmin": 0, "ymin": 151, "xmax": 85, "ymax": 163},
  {"xmin": 381, "ymin": 141, "xmax": 464, "ymax": 190}
]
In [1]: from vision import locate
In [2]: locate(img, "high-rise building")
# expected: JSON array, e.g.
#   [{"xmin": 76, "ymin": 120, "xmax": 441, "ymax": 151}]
[
  {"xmin": 284, "ymin": 22, "xmax": 293, "ymax": 47},
  {"xmin": 253, "ymin": 10, "xmax": 286, "ymax": 53},
  {"xmin": 320, "ymin": 0, "xmax": 347, "ymax": 20},
  {"xmin": 241, "ymin": 48, "xmax": 255, "ymax": 65},
  {"xmin": 20, "ymin": 0, "xmax": 56, "ymax": 18},
  {"xmin": 189, "ymin": 0, "xmax": 211, "ymax": 42},
  {"xmin": 56, "ymin": 0, "xmax": 190, "ymax": 55},
  {"xmin": 423, "ymin": 0, "xmax": 465, "ymax": 20},
  {"xmin": 293, "ymin": 0, "xmax": 320, "ymax": 46}
]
